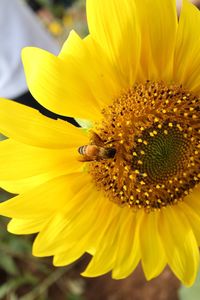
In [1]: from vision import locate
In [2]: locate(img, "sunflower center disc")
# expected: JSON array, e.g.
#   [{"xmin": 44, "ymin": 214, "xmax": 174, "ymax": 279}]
[{"xmin": 88, "ymin": 81, "xmax": 200, "ymax": 210}]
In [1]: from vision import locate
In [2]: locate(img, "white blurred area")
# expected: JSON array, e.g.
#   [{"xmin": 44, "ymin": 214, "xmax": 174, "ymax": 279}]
[{"xmin": 0, "ymin": 0, "xmax": 59, "ymax": 100}]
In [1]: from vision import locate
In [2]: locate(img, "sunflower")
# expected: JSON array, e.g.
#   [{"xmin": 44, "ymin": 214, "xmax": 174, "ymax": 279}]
[{"xmin": 0, "ymin": 0, "xmax": 200, "ymax": 286}]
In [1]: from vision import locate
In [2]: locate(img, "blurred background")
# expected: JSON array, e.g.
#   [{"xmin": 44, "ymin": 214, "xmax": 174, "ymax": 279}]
[{"xmin": 0, "ymin": 0, "xmax": 200, "ymax": 299}]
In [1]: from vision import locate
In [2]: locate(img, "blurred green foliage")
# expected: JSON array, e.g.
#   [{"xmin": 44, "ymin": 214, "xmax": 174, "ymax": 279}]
[
  {"xmin": 0, "ymin": 213, "xmax": 86, "ymax": 299},
  {"xmin": 179, "ymin": 272, "xmax": 200, "ymax": 300},
  {"xmin": 0, "ymin": 215, "xmax": 88, "ymax": 299}
]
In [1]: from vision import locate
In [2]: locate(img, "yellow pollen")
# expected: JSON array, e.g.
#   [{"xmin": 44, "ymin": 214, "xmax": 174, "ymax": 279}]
[{"xmin": 87, "ymin": 81, "xmax": 200, "ymax": 211}]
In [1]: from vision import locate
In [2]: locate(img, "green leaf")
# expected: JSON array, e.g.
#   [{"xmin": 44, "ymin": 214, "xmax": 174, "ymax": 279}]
[
  {"xmin": 67, "ymin": 294, "xmax": 85, "ymax": 300},
  {"xmin": 7, "ymin": 235, "xmax": 32, "ymax": 254},
  {"xmin": 75, "ymin": 118, "xmax": 93, "ymax": 129},
  {"xmin": 179, "ymin": 272, "xmax": 200, "ymax": 300},
  {"xmin": 0, "ymin": 253, "xmax": 19, "ymax": 276},
  {"xmin": 0, "ymin": 276, "xmax": 35, "ymax": 299}
]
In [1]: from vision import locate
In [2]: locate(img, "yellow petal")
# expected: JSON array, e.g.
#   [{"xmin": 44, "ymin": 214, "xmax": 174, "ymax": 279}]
[
  {"xmin": 22, "ymin": 47, "xmax": 101, "ymax": 121},
  {"xmin": 53, "ymin": 247, "xmax": 85, "ymax": 266},
  {"xmin": 112, "ymin": 210, "xmax": 141, "ymax": 279},
  {"xmin": 139, "ymin": 210, "xmax": 166, "ymax": 280},
  {"xmin": 0, "ymin": 139, "xmax": 81, "ymax": 180},
  {"xmin": 159, "ymin": 205, "xmax": 199, "ymax": 286},
  {"xmin": 32, "ymin": 175, "xmax": 97, "ymax": 256},
  {"xmin": 184, "ymin": 186, "xmax": 200, "ymax": 215},
  {"xmin": 180, "ymin": 201, "xmax": 200, "ymax": 245},
  {"xmin": 86, "ymin": 0, "xmax": 141, "ymax": 86},
  {"xmin": 174, "ymin": 0, "xmax": 200, "ymax": 93},
  {"xmin": 59, "ymin": 31, "xmax": 122, "ymax": 104},
  {"xmin": 82, "ymin": 205, "xmax": 122, "ymax": 277},
  {"xmin": 0, "ymin": 157, "xmax": 84, "ymax": 194},
  {"xmin": 0, "ymin": 173, "xmax": 87, "ymax": 219},
  {"xmin": 8, "ymin": 218, "xmax": 49, "ymax": 234},
  {"xmin": 136, "ymin": 0, "xmax": 177, "ymax": 81},
  {"xmin": 0, "ymin": 99, "xmax": 88, "ymax": 148},
  {"xmin": 52, "ymin": 197, "xmax": 109, "ymax": 266},
  {"xmin": 0, "ymin": 168, "xmax": 70, "ymax": 194}
]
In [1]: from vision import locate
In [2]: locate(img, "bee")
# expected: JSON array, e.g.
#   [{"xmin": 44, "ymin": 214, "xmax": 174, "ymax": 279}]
[{"xmin": 78, "ymin": 132, "xmax": 116, "ymax": 162}]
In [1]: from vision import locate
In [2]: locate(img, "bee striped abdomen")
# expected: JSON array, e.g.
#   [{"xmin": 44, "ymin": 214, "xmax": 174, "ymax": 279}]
[{"xmin": 78, "ymin": 145, "xmax": 87, "ymax": 155}]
